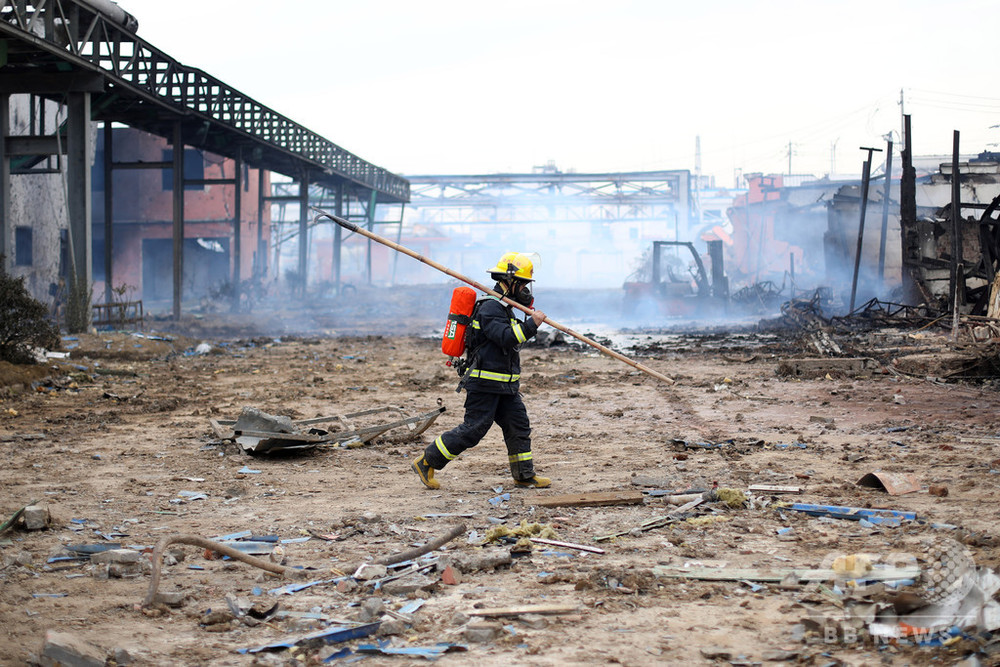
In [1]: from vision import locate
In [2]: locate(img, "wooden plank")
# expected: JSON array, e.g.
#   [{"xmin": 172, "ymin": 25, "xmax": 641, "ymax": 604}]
[
  {"xmin": 528, "ymin": 538, "xmax": 605, "ymax": 554},
  {"xmin": 594, "ymin": 497, "xmax": 704, "ymax": 542},
  {"xmin": 535, "ymin": 491, "xmax": 644, "ymax": 509},
  {"xmin": 468, "ymin": 604, "xmax": 579, "ymax": 617},
  {"xmin": 748, "ymin": 484, "xmax": 802, "ymax": 494},
  {"xmin": 653, "ymin": 565, "xmax": 920, "ymax": 583}
]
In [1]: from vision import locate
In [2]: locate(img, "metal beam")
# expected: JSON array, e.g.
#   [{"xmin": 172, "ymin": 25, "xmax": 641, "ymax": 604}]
[
  {"xmin": 0, "ymin": 72, "xmax": 105, "ymax": 94},
  {"xmin": 297, "ymin": 173, "xmax": 309, "ymax": 296},
  {"xmin": 0, "ymin": 95, "xmax": 8, "ymax": 273},
  {"xmin": 4, "ymin": 135, "xmax": 65, "ymax": 156},
  {"xmin": 333, "ymin": 183, "xmax": 343, "ymax": 294},
  {"xmin": 232, "ymin": 148, "xmax": 242, "ymax": 290},
  {"xmin": 103, "ymin": 121, "xmax": 112, "ymax": 305},
  {"xmin": 171, "ymin": 121, "xmax": 184, "ymax": 320},
  {"xmin": 66, "ymin": 91, "xmax": 92, "ymax": 302}
]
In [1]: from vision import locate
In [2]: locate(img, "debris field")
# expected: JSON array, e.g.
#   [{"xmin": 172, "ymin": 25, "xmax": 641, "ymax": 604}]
[{"xmin": 2, "ymin": 303, "xmax": 1000, "ymax": 666}]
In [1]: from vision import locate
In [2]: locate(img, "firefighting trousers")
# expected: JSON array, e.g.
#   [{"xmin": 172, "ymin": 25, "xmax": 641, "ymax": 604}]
[{"xmin": 424, "ymin": 390, "xmax": 536, "ymax": 481}]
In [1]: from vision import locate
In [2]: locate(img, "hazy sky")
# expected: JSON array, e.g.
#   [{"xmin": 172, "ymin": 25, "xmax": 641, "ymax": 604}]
[{"xmin": 132, "ymin": 0, "xmax": 1000, "ymax": 187}]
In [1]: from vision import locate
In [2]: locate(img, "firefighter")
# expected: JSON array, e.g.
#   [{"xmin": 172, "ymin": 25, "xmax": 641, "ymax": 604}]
[{"xmin": 413, "ymin": 252, "xmax": 550, "ymax": 490}]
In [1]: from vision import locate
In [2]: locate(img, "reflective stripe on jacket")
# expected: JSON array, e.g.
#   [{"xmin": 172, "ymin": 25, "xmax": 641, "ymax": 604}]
[{"xmin": 463, "ymin": 295, "xmax": 538, "ymax": 394}]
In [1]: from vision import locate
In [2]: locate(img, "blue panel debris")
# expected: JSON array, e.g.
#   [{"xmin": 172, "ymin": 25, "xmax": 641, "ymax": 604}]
[
  {"xmin": 269, "ymin": 577, "xmax": 343, "ymax": 596},
  {"xmin": 211, "ymin": 530, "xmax": 252, "ymax": 541},
  {"xmin": 356, "ymin": 640, "xmax": 468, "ymax": 660},
  {"xmin": 64, "ymin": 543, "xmax": 123, "ymax": 555},
  {"xmin": 786, "ymin": 503, "xmax": 916, "ymax": 526},
  {"xmin": 488, "ymin": 493, "xmax": 510, "ymax": 506},
  {"xmin": 239, "ymin": 622, "xmax": 381, "ymax": 654}
]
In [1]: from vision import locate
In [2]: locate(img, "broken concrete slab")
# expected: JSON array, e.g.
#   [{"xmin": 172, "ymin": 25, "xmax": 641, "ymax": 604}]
[
  {"xmin": 463, "ymin": 621, "xmax": 502, "ymax": 643},
  {"xmin": 90, "ymin": 548, "xmax": 142, "ymax": 565},
  {"xmin": 381, "ymin": 572, "xmax": 436, "ymax": 596},
  {"xmin": 891, "ymin": 352, "xmax": 978, "ymax": 378},
  {"xmin": 39, "ymin": 630, "xmax": 105, "ymax": 667},
  {"xmin": 777, "ymin": 357, "xmax": 878, "ymax": 378},
  {"xmin": 22, "ymin": 505, "xmax": 50, "ymax": 531},
  {"xmin": 443, "ymin": 550, "xmax": 512, "ymax": 574}
]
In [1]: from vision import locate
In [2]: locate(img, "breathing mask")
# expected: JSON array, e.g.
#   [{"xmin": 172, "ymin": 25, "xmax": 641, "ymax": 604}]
[{"xmin": 510, "ymin": 279, "xmax": 534, "ymax": 308}]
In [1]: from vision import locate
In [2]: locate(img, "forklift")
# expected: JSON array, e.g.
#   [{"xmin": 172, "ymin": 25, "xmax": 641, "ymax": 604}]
[{"xmin": 622, "ymin": 239, "xmax": 729, "ymax": 317}]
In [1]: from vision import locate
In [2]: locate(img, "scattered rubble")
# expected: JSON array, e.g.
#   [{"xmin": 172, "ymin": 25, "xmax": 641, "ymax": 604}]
[{"xmin": 3, "ymin": 311, "xmax": 1000, "ymax": 663}]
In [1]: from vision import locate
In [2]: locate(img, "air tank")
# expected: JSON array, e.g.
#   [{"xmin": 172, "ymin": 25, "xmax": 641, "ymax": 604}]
[{"xmin": 76, "ymin": 0, "xmax": 138, "ymax": 33}]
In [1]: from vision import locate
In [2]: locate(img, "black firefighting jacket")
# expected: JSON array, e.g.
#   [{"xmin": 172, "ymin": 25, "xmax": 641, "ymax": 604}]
[{"xmin": 462, "ymin": 295, "xmax": 539, "ymax": 394}]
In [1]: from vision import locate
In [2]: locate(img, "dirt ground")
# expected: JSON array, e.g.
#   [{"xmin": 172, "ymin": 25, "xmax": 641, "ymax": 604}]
[{"xmin": 2, "ymin": 288, "xmax": 1000, "ymax": 666}]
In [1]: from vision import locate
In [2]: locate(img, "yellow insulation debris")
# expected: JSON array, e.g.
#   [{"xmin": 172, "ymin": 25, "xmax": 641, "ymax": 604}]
[
  {"xmin": 686, "ymin": 515, "xmax": 730, "ymax": 527},
  {"xmin": 483, "ymin": 519, "xmax": 558, "ymax": 544},
  {"xmin": 715, "ymin": 488, "xmax": 747, "ymax": 509}
]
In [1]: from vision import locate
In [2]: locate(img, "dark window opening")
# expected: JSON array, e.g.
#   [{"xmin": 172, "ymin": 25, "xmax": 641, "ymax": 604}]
[
  {"xmin": 14, "ymin": 226, "xmax": 32, "ymax": 266},
  {"xmin": 92, "ymin": 236, "xmax": 106, "ymax": 282},
  {"xmin": 162, "ymin": 149, "xmax": 206, "ymax": 191}
]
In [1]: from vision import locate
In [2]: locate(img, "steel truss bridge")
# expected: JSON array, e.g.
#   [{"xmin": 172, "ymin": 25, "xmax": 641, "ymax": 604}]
[
  {"xmin": 407, "ymin": 171, "xmax": 691, "ymax": 226},
  {"xmin": 0, "ymin": 0, "xmax": 408, "ymax": 316},
  {"xmin": 269, "ymin": 169, "xmax": 694, "ymax": 289}
]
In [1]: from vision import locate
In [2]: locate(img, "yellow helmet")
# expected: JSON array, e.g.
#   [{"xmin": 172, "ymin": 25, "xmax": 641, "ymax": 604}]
[{"xmin": 488, "ymin": 252, "xmax": 534, "ymax": 281}]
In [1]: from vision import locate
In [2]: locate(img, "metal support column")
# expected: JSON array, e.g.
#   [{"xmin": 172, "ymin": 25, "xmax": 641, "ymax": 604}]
[
  {"xmin": 366, "ymin": 189, "xmax": 377, "ymax": 285},
  {"xmin": 171, "ymin": 122, "xmax": 184, "ymax": 320},
  {"xmin": 900, "ymin": 115, "xmax": 919, "ymax": 304},
  {"xmin": 297, "ymin": 173, "xmax": 309, "ymax": 296},
  {"xmin": 877, "ymin": 140, "xmax": 893, "ymax": 286},
  {"xmin": 0, "ymin": 95, "xmax": 8, "ymax": 274},
  {"xmin": 103, "ymin": 121, "xmax": 113, "ymax": 305},
  {"xmin": 849, "ymin": 146, "xmax": 882, "ymax": 313},
  {"xmin": 232, "ymin": 148, "xmax": 242, "ymax": 288},
  {"xmin": 67, "ymin": 91, "xmax": 92, "ymax": 302},
  {"xmin": 333, "ymin": 183, "xmax": 343, "ymax": 294},
  {"xmin": 950, "ymin": 130, "xmax": 963, "ymax": 338},
  {"xmin": 256, "ymin": 167, "xmax": 266, "ymax": 279}
]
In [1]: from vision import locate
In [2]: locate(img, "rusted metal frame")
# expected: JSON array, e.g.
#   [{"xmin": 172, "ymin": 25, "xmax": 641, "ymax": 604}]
[
  {"xmin": 977, "ymin": 193, "xmax": 1000, "ymax": 285},
  {"xmin": 212, "ymin": 406, "xmax": 446, "ymax": 446}
]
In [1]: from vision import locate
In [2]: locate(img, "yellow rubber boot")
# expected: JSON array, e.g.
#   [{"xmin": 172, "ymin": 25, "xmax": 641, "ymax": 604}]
[
  {"xmin": 412, "ymin": 455, "xmax": 440, "ymax": 490},
  {"xmin": 514, "ymin": 475, "xmax": 551, "ymax": 488}
]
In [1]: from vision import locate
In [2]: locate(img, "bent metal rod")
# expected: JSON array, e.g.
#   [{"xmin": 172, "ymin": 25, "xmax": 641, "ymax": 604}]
[{"xmin": 313, "ymin": 209, "xmax": 675, "ymax": 386}]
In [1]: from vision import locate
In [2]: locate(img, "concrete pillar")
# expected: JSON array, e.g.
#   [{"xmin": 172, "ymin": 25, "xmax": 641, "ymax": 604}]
[
  {"xmin": 0, "ymin": 95, "xmax": 8, "ymax": 274},
  {"xmin": 66, "ymin": 91, "xmax": 92, "ymax": 293}
]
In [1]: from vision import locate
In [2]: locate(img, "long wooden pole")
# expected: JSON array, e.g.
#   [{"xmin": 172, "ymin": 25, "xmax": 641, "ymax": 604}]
[{"xmin": 314, "ymin": 209, "xmax": 675, "ymax": 385}]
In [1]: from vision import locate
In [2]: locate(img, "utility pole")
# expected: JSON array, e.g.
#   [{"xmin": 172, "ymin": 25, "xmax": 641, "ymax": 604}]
[
  {"xmin": 787, "ymin": 141, "xmax": 794, "ymax": 175},
  {"xmin": 950, "ymin": 130, "xmax": 963, "ymax": 340},
  {"xmin": 899, "ymin": 88, "xmax": 905, "ymax": 149},
  {"xmin": 877, "ymin": 139, "xmax": 894, "ymax": 286},
  {"xmin": 849, "ymin": 145, "xmax": 883, "ymax": 312}
]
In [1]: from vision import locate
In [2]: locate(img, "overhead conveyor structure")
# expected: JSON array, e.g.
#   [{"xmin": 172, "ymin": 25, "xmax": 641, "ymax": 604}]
[{"xmin": 0, "ymin": 0, "xmax": 409, "ymax": 317}]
